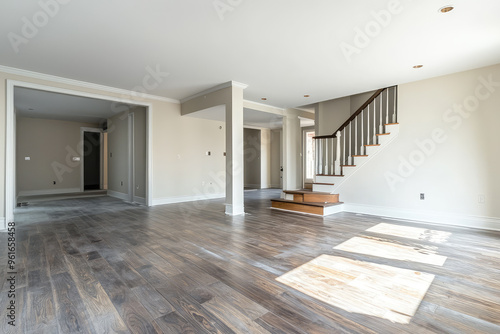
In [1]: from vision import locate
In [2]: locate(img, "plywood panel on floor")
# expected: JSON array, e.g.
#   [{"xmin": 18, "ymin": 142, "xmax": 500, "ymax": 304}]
[
  {"xmin": 367, "ymin": 223, "xmax": 451, "ymax": 243},
  {"xmin": 276, "ymin": 255, "xmax": 434, "ymax": 324},
  {"xmin": 334, "ymin": 236, "xmax": 447, "ymax": 266}
]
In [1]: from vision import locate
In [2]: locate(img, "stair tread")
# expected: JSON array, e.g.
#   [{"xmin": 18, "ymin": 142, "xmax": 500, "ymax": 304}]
[
  {"xmin": 352, "ymin": 155, "xmax": 368, "ymax": 157},
  {"xmin": 376, "ymin": 133, "xmax": 391, "ymax": 136},
  {"xmin": 316, "ymin": 174, "xmax": 344, "ymax": 177},
  {"xmin": 385, "ymin": 123, "xmax": 399, "ymax": 125},
  {"xmin": 313, "ymin": 182, "xmax": 335, "ymax": 185},
  {"xmin": 364, "ymin": 144, "xmax": 381, "ymax": 147},
  {"xmin": 271, "ymin": 198, "xmax": 343, "ymax": 208}
]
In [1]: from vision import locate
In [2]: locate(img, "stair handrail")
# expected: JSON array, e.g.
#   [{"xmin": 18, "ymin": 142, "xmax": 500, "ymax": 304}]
[{"xmin": 313, "ymin": 87, "xmax": 390, "ymax": 139}]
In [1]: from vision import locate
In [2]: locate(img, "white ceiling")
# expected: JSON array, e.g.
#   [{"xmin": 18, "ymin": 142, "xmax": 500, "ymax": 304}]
[
  {"xmin": 2, "ymin": 0, "xmax": 500, "ymax": 109},
  {"xmin": 14, "ymin": 87, "xmax": 141, "ymax": 124}
]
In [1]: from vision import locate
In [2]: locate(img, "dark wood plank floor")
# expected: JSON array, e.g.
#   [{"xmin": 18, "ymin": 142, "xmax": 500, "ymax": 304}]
[{"xmin": 2, "ymin": 189, "xmax": 500, "ymax": 333}]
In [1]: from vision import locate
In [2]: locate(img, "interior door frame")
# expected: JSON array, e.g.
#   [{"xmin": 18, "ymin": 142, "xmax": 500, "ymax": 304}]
[
  {"xmin": 80, "ymin": 127, "xmax": 104, "ymax": 192},
  {"xmin": 127, "ymin": 113, "xmax": 135, "ymax": 203},
  {"xmin": 5, "ymin": 79, "xmax": 154, "ymax": 229}
]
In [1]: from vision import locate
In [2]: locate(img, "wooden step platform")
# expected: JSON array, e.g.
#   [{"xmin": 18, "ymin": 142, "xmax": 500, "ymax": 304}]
[
  {"xmin": 271, "ymin": 198, "xmax": 344, "ymax": 216},
  {"xmin": 283, "ymin": 190, "xmax": 339, "ymax": 203}
]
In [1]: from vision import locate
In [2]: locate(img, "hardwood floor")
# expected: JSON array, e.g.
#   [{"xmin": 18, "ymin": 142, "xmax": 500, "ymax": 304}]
[{"xmin": 1, "ymin": 189, "xmax": 500, "ymax": 333}]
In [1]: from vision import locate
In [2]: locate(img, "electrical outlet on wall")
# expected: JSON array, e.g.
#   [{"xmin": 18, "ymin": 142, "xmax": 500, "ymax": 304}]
[{"xmin": 478, "ymin": 195, "xmax": 486, "ymax": 204}]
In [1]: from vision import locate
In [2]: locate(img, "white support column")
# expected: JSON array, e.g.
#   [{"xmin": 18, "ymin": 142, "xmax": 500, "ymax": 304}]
[
  {"xmin": 225, "ymin": 85, "xmax": 245, "ymax": 215},
  {"xmin": 335, "ymin": 131, "xmax": 341, "ymax": 175},
  {"xmin": 282, "ymin": 109, "xmax": 302, "ymax": 190}
]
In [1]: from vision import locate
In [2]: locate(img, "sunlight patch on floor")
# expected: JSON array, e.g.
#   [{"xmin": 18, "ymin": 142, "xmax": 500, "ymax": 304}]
[
  {"xmin": 276, "ymin": 255, "xmax": 434, "ymax": 324},
  {"xmin": 367, "ymin": 223, "xmax": 451, "ymax": 243},
  {"xmin": 334, "ymin": 237, "xmax": 447, "ymax": 266}
]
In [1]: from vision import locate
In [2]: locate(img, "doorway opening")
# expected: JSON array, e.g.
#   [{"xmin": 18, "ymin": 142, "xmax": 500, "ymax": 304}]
[{"xmin": 82, "ymin": 129, "xmax": 103, "ymax": 191}]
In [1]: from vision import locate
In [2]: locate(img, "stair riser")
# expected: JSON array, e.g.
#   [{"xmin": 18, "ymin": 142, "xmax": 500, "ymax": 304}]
[
  {"xmin": 303, "ymin": 194, "xmax": 339, "ymax": 203},
  {"xmin": 271, "ymin": 201, "xmax": 325, "ymax": 215}
]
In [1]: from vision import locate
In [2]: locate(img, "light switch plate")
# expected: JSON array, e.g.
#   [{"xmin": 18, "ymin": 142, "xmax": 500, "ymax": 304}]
[
  {"xmin": 25, "ymin": 157, "xmax": 30, "ymax": 161},
  {"xmin": 72, "ymin": 157, "xmax": 81, "ymax": 162}
]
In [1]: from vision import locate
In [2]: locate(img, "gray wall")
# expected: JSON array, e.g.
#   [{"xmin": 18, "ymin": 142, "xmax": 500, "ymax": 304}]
[{"xmin": 16, "ymin": 117, "xmax": 98, "ymax": 195}]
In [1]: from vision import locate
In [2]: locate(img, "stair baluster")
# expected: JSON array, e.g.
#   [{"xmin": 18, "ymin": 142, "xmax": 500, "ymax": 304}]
[
  {"xmin": 379, "ymin": 95, "xmax": 384, "ymax": 134},
  {"xmin": 393, "ymin": 86, "xmax": 397, "ymax": 123},
  {"xmin": 372, "ymin": 100, "xmax": 377, "ymax": 144},
  {"xmin": 360, "ymin": 109, "xmax": 364, "ymax": 155},
  {"xmin": 386, "ymin": 89, "xmax": 389, "ymax": 126}
]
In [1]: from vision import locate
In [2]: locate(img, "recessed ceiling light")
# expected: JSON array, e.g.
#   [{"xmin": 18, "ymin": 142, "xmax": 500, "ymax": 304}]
[
  {"xmin": 261, "ymin": 97, "xmax": 267, "ymax": 101},
  {"xmin": 413, "ymin": 65, "xmax": 423, "ymax": 69},
  {"xmin": 439, "ymin": 6, "xmax": 454, "ymax": 13},
  {"xmin": 304, "ymin": 95, "xmax": 310, "ymax": 98}
]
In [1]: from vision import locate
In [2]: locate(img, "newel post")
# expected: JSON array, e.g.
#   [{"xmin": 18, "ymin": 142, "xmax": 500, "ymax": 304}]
[{"xmin": 335, "ymin": 131, "xmax": 341, "ymax": 175}]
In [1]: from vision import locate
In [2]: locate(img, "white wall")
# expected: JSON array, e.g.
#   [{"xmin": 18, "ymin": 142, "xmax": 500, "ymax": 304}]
[{"xmin": 339, "ymin": 63, "xmax": 500, "ymax": 230}]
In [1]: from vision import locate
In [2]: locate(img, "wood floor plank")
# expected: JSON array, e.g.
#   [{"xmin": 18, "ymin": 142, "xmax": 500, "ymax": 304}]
[
  {"xmin": 9, "ymin": 190, "xmax": 500, "ymax": 333},
  {"xmin": 154, "ymin": 311, "xmax": 197, "ymax": 334},
  {"xmin": 51, "ymin": 272, "xmax": 94, "ymax": 334}
]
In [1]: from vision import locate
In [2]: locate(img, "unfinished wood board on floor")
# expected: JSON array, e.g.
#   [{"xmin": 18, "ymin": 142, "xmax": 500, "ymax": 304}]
[
  {"xmin": 276, "ymin": 254, "xmax": 435, "ymax": 324},
  {"xmin": 367, "ymin": 223, "xmax": 452, "ymax": 243},
  {"xmin": 334, "ymin": 236, "xmax": 448, "ymax": 266}
]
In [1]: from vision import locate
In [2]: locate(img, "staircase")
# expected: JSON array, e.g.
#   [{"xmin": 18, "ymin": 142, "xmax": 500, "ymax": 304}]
[{"xmin": 271, "ymin": 86, "xmax": 399, "ymax": 216}]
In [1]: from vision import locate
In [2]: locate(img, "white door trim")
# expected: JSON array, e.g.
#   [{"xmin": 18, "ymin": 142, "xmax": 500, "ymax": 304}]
[
  {"xmin": 127, "ymin": 113, "xmax": 135, "ymax": 203},
  {"xmin": 5, "ymin": 79, "xmax": 154, "ymax": 229}
]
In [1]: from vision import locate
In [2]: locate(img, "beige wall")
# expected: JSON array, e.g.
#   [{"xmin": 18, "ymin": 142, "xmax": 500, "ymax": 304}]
[
  {"xmin": 244, "ymin": 128, "xmax": 261, "ymax": 188},
  {"xmin": 16, "ymin": 117, "xmax": 98, "ymax": 195},
  {"xmin": 339, "ymin": 63, "xmax": 500, "ymax": 229},
  {"xmin": 316, "ymin": 96, "xmax": 351, "ymax": 136}
]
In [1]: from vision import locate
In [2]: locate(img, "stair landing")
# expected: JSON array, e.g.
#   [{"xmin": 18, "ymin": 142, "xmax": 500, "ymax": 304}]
[{"xmin": 271, "ymin": 190, "xmax": 343, "ymax": 216}]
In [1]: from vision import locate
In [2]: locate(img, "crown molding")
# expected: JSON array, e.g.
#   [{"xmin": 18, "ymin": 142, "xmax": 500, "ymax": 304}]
[
  {"xmin": 180, "ymin": 81, "xmax": 249, "ymax": 104},
  {"xmin": 0, "ymin": 64, "xmax": 180, "ymax": 104}
]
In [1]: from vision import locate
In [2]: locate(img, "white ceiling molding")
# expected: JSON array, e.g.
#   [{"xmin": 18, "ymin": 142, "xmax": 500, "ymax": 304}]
[{"xmin": 0, "ymin": 65, "xmax": 180, "ymax": 104}]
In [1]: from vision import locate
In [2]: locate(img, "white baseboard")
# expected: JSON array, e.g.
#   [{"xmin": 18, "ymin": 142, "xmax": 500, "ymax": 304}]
[
  {"xmin": 343, "ymin": 203, "xmax": 500, "ymax": 232},
  {"xmin": 18, "ymin": 187, "xmax": 80, "ymax": 197},
  {"xmin": 152, "ymin": 193, "xmax": 225, "ymax": 206},
  {"xmin": 107, "ymin": 190, "xmax": 129, "ymax": 201},
  {"xmin": 134, "ymin": 196, "xmax": 146, "ymax": 205}
]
